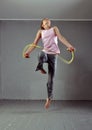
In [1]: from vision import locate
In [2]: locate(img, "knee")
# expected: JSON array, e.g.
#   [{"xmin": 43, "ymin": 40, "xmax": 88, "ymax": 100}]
[
  {"xmin": 38, "ymin": 52, "xmax": 47, "ymax": 62},
  {"xmin": 47, "ymin": 81, "xmax": 53, "ymax": 88}
]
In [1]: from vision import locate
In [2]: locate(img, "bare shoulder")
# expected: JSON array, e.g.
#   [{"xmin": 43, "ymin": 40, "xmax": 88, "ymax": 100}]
[
  {"xmin": 37, "ymin": 29, "xmax": 42, "ymax": 34},
  {"xmin": 35, "ymin": 29, "xmax": 42, "ymax": 37},
  {"xmin": 53, "ymin": 26, "xmax": 60, "ymax": 33},
  {"xmin": 53, "ymin": 26, "xmax": 60, "ymax": 35},
  {"xmin": 53, "ymin": 26, "xmax": 59, "ymax": 30}
]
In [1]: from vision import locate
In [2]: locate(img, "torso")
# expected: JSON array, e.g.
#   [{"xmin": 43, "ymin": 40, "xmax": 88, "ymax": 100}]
[{"xmin": 41, "ymin": 27, "xmax": 60, "ymax": 54}]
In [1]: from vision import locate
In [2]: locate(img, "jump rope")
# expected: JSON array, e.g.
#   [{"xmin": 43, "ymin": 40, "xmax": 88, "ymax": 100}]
[{"xmin": 22, "ymin": 43, "xmax": 75, "ymax": 64}]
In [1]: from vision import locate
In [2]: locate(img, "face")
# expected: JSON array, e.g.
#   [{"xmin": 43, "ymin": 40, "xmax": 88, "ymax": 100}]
[{"xmin": 42, "ymin": 19, "xmax": 51, "ymax": 29}]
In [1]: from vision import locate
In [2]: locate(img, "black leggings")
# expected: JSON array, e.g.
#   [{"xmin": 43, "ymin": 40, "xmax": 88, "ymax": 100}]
[{"xmin": 36, "ymin": 51, "xmax": 56, "ymax": 100}]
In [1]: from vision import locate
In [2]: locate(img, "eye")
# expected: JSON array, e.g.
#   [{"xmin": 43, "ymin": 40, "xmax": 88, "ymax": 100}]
[
  {"xmin": 46, "ymin": 22, "xmax": 48, "ymax": 25},
  {"xmin": 44, "ymin": 23, "xmax": 47, "ymax": 26}
]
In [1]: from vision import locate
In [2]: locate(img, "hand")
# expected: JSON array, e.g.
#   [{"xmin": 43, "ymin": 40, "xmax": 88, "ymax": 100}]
[
  {"xmin": 67, "ymin": 47, "xmax": 75, "ymax": 52},
  {"xmin": 24, "ymin": 53, "xmax": 30, "ymax": 58}
]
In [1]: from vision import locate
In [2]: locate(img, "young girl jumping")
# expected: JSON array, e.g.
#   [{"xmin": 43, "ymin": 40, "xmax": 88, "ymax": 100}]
[{"xmin": 24, "ymin": 18, "xmax": 75, "ymax": 109}]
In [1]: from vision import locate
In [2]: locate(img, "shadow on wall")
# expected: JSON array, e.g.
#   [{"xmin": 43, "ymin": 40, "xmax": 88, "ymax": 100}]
[
  {"xmin": 61, "ymin": 0, "xmax": 92, "ymax": 19},
  {"xmin": 56, "ymin": 21, "xmax": 92, "ymax": 100},
  {"xmin": 64, "ymin": 54, "xmax": 92, "ymax": 100}
]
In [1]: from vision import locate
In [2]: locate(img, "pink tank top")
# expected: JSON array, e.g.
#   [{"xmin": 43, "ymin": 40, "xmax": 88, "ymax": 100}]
[{"xmin": 41, "ymin": 27, "xmax": 60, "ymax": 54}]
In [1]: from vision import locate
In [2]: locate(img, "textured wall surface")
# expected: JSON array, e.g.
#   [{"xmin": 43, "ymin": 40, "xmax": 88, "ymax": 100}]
[
  {"xmin": 0, "ymin": 20, "xmax": 92, "ymax": 100},
  {"xmin": 0, "ymin": 0, "xmax": 92, "ymax": 20}
]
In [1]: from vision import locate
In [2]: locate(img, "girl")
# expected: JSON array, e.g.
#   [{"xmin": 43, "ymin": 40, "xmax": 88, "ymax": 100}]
[{"xmin": 24, "ymin": 18, "xmax": 75, "ymax": 109}]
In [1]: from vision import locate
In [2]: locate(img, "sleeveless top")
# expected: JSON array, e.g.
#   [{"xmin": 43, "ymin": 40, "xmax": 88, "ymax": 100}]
[{"xmin": 41, "ymin": 27, "xmax": 60, "ymax": 54}]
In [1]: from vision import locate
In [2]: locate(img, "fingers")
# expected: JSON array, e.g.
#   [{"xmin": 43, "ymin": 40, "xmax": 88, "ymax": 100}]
[
  {"xmin": 67, "ymin": 47, "xmax": 75, "ymax": 52},
  {"xmin": 24, "ymin": 53, "xmax": 30, "ymax": 58}
]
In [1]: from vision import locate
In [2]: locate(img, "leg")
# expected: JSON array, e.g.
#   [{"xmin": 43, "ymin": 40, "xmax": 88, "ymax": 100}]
[
  {"xmin": 45, "ymin": 54, "xmax": 56, "ymax": 108},
  {"xmin": 35, "ymin": 51, "xmax": 47, "ymax": 74},
  {"xmin": 47, "ymin": 54, "xmax": 56, "ymax": 100}
]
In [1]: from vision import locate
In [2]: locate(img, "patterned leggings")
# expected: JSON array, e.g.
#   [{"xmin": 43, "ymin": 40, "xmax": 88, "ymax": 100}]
[{"xmin": 36, "ymin": 51, "xmax": 56, "ymax": 99}]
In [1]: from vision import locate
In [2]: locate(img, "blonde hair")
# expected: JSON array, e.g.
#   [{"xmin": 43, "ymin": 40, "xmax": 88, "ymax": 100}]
[{"xmin": 40, "ymin": 18, "xmax": 50, "ymax": 30}]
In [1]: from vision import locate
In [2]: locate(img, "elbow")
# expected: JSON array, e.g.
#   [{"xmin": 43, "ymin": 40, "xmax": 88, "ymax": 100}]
[{"xmin": 59, "ymin": 36, "xmax": 64, "ymax": 42}]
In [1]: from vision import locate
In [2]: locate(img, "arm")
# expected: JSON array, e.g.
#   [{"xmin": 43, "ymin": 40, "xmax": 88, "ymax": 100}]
[
  {"xmin": 24, "ymin": 29, "xmax": 41, "ymax": 57},
  {"xmin": 54, "ymin": 26, "xmax": 75, "ymax": 52}
]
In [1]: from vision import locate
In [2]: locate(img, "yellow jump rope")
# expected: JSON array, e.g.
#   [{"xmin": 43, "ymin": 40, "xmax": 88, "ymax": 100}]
[{"xmin": 22, "ymin": 43, "xmax": 75, "ymax": 64}]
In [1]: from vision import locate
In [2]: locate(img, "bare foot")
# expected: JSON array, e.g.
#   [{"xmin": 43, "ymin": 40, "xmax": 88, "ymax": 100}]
[
  {"xmin": 40, "ymin": 69, "xmax": 47, "ymax": 74},
  {"xmin": 35, "ymin": 68, "xmax": 47, "ymax": 74},
  {"xmin": 44, "ymin": 98, "xmax": 51, "ymax": 109}
]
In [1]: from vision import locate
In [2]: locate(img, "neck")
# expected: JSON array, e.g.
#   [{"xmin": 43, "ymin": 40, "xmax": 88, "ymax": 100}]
[{"xmin": 44, "ymin": 27, "xmax": 51, "ymax": 30}]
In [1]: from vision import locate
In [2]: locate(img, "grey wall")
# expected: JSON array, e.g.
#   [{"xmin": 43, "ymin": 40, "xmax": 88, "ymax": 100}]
[
  {"xmin": 0, "ymin": 0, "xmax": 92, "ymax": 20},
  {"xmin": 0, "ymin": 20, "xmax": 92, "ymax": 100}
]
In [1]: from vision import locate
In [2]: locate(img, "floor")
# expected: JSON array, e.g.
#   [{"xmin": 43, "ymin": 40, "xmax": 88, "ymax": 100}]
[{"xmin": 0, "ymin": 100, "xmax": 92, "ymax": 130}]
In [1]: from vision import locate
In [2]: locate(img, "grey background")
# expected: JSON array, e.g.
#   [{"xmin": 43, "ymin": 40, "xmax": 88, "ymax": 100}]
[
  {"xmin": 0, "ymin": 0, "xmax": 92, "ymax": 20},
  {"xmin": 0, "ymin": 20, "xmax": 92, "ymax": 100},
  {"xmin": 0, "ymin": 0, "xmax": 92, "ymax": 100}
]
